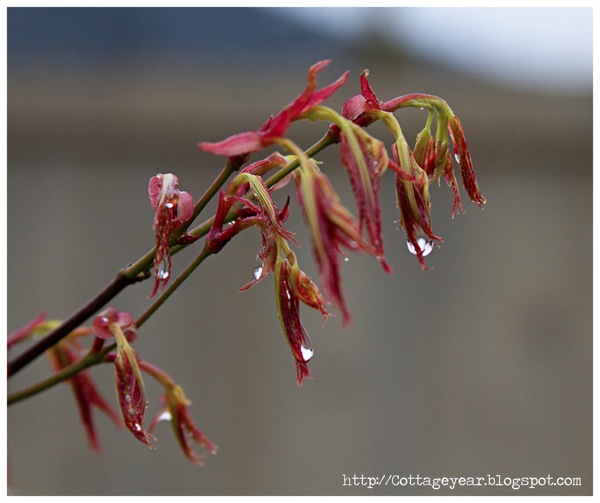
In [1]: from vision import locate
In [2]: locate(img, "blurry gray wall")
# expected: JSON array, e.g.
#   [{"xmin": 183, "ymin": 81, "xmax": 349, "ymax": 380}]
[{"xmin": 7, "ymin": 7, "xmax": 592, "ymax": 495}]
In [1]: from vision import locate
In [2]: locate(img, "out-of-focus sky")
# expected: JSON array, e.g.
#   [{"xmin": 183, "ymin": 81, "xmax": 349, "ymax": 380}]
[{"xmin": 275, "ymin": 7, "xmax": 593, "ymax": 93}]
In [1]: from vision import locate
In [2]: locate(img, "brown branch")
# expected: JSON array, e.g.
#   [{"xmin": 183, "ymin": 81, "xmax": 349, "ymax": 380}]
[{"xmin": 7, "ymin": 270, "xmax": 148, "ymax": 377}]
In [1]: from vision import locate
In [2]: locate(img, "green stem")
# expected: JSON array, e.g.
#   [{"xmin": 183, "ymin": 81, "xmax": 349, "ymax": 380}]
[
  {"xmin": 7, "ymin": 133, "xmax": 335, "ymax": 395},
  {"xmin": 177, "ymin": 161, "xmax": 237, "ymax": 236},
  {"xmin": 7, "ymin": 244, "xmax": 213, "ymax": 405},
  {"xmin": 7, "ymin": 344, "xmax": 115, "ymax": 405},
  {"xmin": 382, "ymin": 93, "xmax": 452, "ymax": 115},
  {"xmin": 7, "ymin": 164, "xmax": 235, "ymax": 378},
  {"xmin": 135, "ymin": 244, "xmax": 213, "ymax": 329},
  {"xmin": 7, "ymin": 272, "xmax": 143, "ymax": 377}
]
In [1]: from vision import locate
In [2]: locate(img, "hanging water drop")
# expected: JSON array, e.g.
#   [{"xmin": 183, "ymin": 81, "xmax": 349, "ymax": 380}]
[
  {"xmin": 407, "ymin": 237, "xmax": 434, "ymax": 257},
  {"xmin": 156, "ymin": 257, "xmax": 170, "ymax": 280},
  {"xmin": 155, "ymin": 410, "xmax": 172, "ymax": 423},
  {"xmin": 300, "ymin": 344, "xmax": 314, "ymax": 361},
  {"xmin": 157, "ymin": 268, "xmax": 170, "ymax": 281},
  {"xmin": 300, "ymin": 338, "xmax": 315, "ymax": 361},
  {"xmin": 252, "ymin": 254, "xmax": 264, "ymax": 280}
]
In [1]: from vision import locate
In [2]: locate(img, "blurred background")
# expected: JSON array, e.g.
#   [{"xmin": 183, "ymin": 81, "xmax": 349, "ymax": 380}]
[{"xmin": 7, "ymin": 7, "xmax": 592, "ymax": 496}]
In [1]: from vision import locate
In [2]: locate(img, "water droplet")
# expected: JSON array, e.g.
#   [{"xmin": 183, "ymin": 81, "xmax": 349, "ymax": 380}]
[
  {"xmin": 155, "ymin": 410, "xmax": 172, "ymax": 423},
  {"xmin": 407, "ymin": 237, "xmax": 434, "ymax": 257},
  {"xmin": 454, "ymin": 153, "xmax": 461, "ymax": 163},
  {"xmin": 343, "ymin": 257, "xmax": 349, "ymax": 262},
  {"xmin": 300, "ymin": 342, "xmax": 314, "ymax": 362},
  {"xmin": 165, "ymin": 202, "xmax": 174, "ymax": 209},
  {"xmin": 157, "ymin": 258, "xmax": 170, "ymax": 280},
  {"xmin": 134, "ymin": 423, "xmax": 142, "ymax": 432},
  {"xmin": 253, "ymin": 261, "xmax": 263, "ymax": 280}
]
